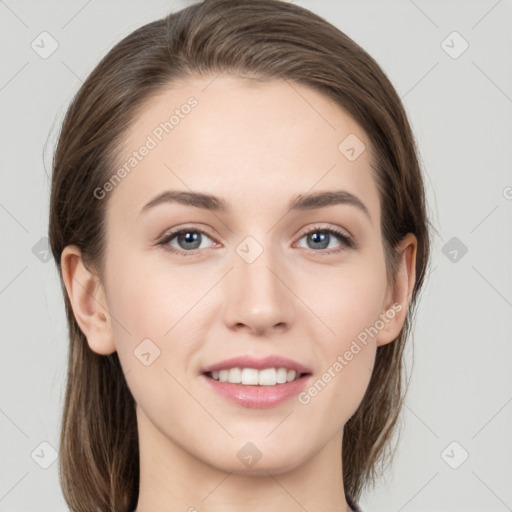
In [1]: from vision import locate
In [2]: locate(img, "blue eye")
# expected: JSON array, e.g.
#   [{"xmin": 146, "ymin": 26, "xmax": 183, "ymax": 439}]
[
  {"xmin": 158, "ymin": 228, "xmax": 215, "ymax": 254},
  {"xmin": 295, "ymin": 225, "xmax": 354, "ymax": 254},
  {"xmin": 157, "ymin": 225, "xmax": 354, "ymax": 256}
]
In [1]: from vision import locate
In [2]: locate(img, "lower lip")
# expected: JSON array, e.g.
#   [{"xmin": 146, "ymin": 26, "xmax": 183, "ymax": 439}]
[{"xmin": 201, "ymin": 374, "xmax": 312, "ymax": 408}]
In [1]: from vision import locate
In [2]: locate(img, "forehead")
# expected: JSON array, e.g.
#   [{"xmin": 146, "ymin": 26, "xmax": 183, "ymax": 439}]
[{"xmin": 108, "ymin": 73, "xmax": 380, "ymax": 226}]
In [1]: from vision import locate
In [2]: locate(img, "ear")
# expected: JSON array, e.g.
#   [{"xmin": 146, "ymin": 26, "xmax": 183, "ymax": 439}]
[
  {"xmin": 60, "ymin": 245, "xmax": 116, "ymax": 355},
  {"xmin": 376, "ymin": 233, "xmax": 417, "ymax": 347}
]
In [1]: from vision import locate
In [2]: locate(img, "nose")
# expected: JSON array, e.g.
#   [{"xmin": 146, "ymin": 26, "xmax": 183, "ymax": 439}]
[{"xmin": 222, "ymin": 245, "xmax": 295, "ymax": 336}]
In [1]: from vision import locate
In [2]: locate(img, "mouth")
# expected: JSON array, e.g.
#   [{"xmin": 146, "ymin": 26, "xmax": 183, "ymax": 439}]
[
  {"xmin": 203, "ymin": 367, "xmax": 311, "ymax": 386},
  {"xmin": 201, "ymin": 368, "xmax": 312, "ymax": 408},
  {"xmin": 200, "ymin": 355, "xmax": 313, "ymax": 408}
]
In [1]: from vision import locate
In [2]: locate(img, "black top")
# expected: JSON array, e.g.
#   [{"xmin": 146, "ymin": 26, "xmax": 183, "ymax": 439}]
[{"xmin": 347, "ymin": 494, "xmax": 363, "ymax": 512}]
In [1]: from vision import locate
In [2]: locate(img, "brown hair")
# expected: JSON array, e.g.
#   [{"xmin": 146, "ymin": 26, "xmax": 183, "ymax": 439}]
[{"xmin": 48, "ymin": 1, "xmax": 432, "ymax": 510}]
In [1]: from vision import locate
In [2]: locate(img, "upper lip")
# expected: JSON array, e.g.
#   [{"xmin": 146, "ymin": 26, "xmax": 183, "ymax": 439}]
[{"xmin": 202, "ymin": 355, "xmax": 313, "ymax": 374}]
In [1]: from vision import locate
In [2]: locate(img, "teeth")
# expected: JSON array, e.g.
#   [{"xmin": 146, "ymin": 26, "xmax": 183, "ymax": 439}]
[
  {"xmin": 242, "ymin": 368, "xmax": 259, "ymax": 385},
  {"xmin": 276, "ymin": 368, "xmax": 288, "ymax": 384},
  {"xmin": 227, "ymin": 367, "xmax": 242, "ymax": 383},
  {"xmin": 208, "ymin": 367, "xmax": 301, "ymax": 386},
  {"xmin": 258, "ymin": 368, "xmax": 276, "ymax": 386}
]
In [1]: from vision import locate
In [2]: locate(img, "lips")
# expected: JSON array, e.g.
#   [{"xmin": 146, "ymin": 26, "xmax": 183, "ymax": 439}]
[
  {"xmin": 200, "ymin": 355, "xmax": 313, "ymax": 407},
  {"xmin": 201, "ymin": 355, "xmax": 313, "ymax": 375}
]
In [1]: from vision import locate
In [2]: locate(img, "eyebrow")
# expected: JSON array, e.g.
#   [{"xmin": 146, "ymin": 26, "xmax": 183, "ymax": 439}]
[{"xmin": 139, "ymin": 189, "xmax": 371, "ymax": 221}]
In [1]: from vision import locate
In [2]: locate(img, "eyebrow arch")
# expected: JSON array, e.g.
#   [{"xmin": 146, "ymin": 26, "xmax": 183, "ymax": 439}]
[{"xmin": 139, "ymin": 189, "xmax": 371, "ymax": 221}]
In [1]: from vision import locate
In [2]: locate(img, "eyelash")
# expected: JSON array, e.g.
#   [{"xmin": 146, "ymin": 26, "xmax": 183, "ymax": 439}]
[{"xmin": 156, "ymin": 224, "xmax": 355, "ymax": 257}]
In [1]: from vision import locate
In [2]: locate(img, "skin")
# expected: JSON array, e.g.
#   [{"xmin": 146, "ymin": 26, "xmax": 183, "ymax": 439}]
[{"xmin": 61, "ymin": 74, "xmax": 417, "ymax": 512}]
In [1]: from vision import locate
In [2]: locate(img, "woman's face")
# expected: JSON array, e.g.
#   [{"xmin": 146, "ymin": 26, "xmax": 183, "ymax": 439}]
[{"xmin": 83, "ymin": 74, "xmax": 413, "ymax": 475}]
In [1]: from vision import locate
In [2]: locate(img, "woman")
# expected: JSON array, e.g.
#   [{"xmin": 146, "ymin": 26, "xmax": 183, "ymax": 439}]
[{"xmin": 48, "ymin": 1, "xmax": 431, "ymax": 510}]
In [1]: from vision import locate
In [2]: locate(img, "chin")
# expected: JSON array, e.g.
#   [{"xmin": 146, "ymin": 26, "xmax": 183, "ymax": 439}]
[{"xmin": 200, "ymin": 442, "xmax": 310, "ymax": 476}]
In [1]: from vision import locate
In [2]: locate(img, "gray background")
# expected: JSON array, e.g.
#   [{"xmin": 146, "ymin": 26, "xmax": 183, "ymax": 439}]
[{"xmin": 1, "ymin": 0, "xmax": 511, "ymax": 510}]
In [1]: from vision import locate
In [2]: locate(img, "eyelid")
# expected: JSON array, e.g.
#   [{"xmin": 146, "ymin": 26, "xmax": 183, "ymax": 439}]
[
  {"xmin": 156, "ymin": 222, "xmax": 213, "ymax": 240},
  {"xmin": 296, "ymin": 223, "xmax": 352, "ymax": 241}
]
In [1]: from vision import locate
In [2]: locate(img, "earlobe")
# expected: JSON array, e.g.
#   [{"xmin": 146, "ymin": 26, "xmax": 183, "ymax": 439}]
[
  {"xmin": 376, "ymin": 233, "xmax": 418, "ymax": 347},
  {"xmin": 60, "ymin": 245, "xmax": 116, "ymax": 355}
]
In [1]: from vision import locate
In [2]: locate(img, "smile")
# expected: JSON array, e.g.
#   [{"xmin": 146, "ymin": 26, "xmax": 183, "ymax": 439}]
[
  {"xmin": 201, "ymin": 370, "xmax": 312, "ymax": 409},
  {"xmin": 206, "ymin": 367, "xmax": 305, "ymax": 386}
]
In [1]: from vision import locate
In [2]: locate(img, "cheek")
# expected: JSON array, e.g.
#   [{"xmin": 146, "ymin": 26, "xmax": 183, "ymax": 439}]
[
  {"xmin": 101, "ymin": 252, "xmax": 189, "ymax": 393},
  {"xmin": 106, "ymin": 262, "xmax": 196, "ymax": 417},
  {"xmin": 302, "ymin": 317, "xmax": 378, "ymax": 433},
  {"xmin": 302, "ymin": 255, "xmax": 387, "ymax": 414},
  {"xmin": 309, "ymin": 254, "xmax": 388, "ymax": 339},
  {"xmin": 105, "ymin": 249, "xmax": 193, "ymax": 340}
]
